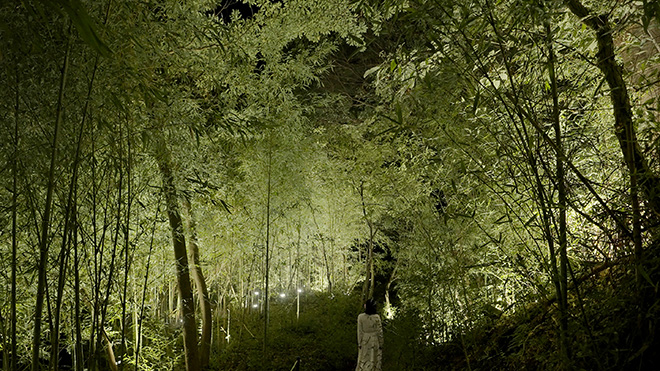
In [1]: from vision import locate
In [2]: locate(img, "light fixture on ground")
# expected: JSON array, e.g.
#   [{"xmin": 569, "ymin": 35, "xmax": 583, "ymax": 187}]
[
  {"xmin": 296, "ymin": 288, "xmax": 302, "ymax": 320},
  {"xmin": 252, "ymin": 291, "xmax": 260, "ymax": 310}
]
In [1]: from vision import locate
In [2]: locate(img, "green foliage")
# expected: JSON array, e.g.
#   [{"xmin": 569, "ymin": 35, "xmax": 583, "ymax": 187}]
[
  {"xmin": 133, "ymin": 316, "xmax": 185, "ymax": 371},
  {"xmin": 214, "ymin": 292, "xmax": 360, "ymax": 371},
  {"xmin": 36, "ymin": 0, "xmax": 112, "ymax": 56},
  {"xmin": 1, "ymin": 0, "xmax": 660, "ymax": 369}
]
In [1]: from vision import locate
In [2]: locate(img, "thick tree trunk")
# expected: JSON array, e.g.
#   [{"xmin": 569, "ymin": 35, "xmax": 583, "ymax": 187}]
[
  {"xmin": 182, "ymin": 196, "xmax": 212, "ymax": 369},
  {"xmin": 154, "ymin": 138, "xmax": 200, "ymax": 371},
  {"xmin": 565, "ymin": 0, "xmax": 653, "ymax": 360},
  {"xmin": 102, "ymin": 329, "xmax": 118, "ymax": 371},
  {"xmin": 384, "ymin": 261, "xmax": 398, "ymax": 314},
  {"xmin": 565, "ymin": 0, "xmax": 660, "ymax": 218}
]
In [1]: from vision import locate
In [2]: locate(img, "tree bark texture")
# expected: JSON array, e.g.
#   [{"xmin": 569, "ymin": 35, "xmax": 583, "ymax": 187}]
[
  {"xmin": 183, "ymin": 196, "xmax": 212, "ymax": 369},
  {"xmin": 155, "ymin": 140, "xmax": 200, "ymax": 371},
  {"xmin": 565, "ymin": 0, "xmax": 660, "ymax": 218},
  {"xmin": 565, "ymin": 0, "xmax": 653, "ymax": 358},
  {"xmin": 102, "ymin": 329, "xmax": 118, "ymax": 371}
]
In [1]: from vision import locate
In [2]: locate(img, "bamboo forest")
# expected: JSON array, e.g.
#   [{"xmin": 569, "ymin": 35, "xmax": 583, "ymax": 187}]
[{"xmin": 3, "ymin": 0, "xmax": 660, "ymax": 370}]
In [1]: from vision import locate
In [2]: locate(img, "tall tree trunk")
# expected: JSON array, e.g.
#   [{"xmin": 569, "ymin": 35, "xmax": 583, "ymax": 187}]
[
  {"xmin": 96, "ymin": 151, "xmax": 123, "ymax": 371},
  {"xmin": 102, "ymin": 329, "xmax": 118, "ymax": 371},
  {"xmin": 73, "ymin": 204, "xmax": 83, "ymax": 371},
  {"xmin": 87, "ymin": 128, "xmax": 110, "ymax": 371},
  {"xmin": 51, "ymin": 217, "xmax": 72, "ymax": 371},
  {"xmin": 120, "ymin": 121, "xmax": 133, "ymax": 370},
  {"xmin": 546, "ymin": 20, "xmax": 570, "ymax": 368},
  {"xmin": 154, "ymin": 135, "xmax": 200, "ymax": 371},
  {"xmin": 11, "ymin": 52, "xmax": 19, "ymax": 371},
  {"xmin": 320, "ymin": 238, "xmax": 333, "ymax": 292},
  {"xmin": 136, "ymin": 199, "xmax": 160, "ymax": 370},
  {"xmin": 88, "ymin": 135, "xmax": 114, "ymax": 371},
  {"xmin": 51, "ymin": 49, "xmax": 95, "ymax": 368},
  {"xmin": 358, "ymin": 182, "xmax": 375, "ymax": 302},
  {"xmin": 182, "ymin": 196, "xmax": 212, "ymax": 368},
  {"xmin": 565, "ymin": 0, "xmax": 660, "ymax": 219},
  {"xmin": 1, "ymin": 314, "xmax": 8, "ymax": 371},
  {"xmin": 564, "ymin": 1, "xmax": 651, "ymax": 350},
  {"xmin": 32, "ymin": 32, "xmax": 71, "ymax": 371},
  {"xmin": 384, "ymin": 261, "xmax": 398, "ymax": 316},
  {"xmin": 264, "ymin": 134, "xmax": 273, "ymax": 355}
]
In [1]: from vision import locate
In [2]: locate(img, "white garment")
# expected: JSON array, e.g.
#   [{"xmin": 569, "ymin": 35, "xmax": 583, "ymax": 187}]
[{"xmin": 356, "ymin": 313, "xmax": 383, "ymax": 371}]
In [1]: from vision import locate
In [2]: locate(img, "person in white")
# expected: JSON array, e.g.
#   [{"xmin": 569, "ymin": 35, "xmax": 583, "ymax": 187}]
[{"xmin": 356, "ymin": 299, "xmax": 384, "ymax": 371}]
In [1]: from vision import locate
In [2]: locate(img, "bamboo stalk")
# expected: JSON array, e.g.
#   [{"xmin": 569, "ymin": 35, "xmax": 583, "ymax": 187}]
[{"xmin": 32, "ymin": 30, "xmax": 71, "ymax": 371}]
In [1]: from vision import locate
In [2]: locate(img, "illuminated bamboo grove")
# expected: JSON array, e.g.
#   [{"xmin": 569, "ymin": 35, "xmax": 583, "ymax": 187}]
[{"xmin": 1, "ymin": 0, "xmax": 660, "ymax": 370}]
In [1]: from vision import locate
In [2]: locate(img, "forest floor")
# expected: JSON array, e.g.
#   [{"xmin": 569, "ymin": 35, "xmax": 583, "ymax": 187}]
[{"xmin": 209, "ymin": 265, "xmax": 660, "ymax": 371}]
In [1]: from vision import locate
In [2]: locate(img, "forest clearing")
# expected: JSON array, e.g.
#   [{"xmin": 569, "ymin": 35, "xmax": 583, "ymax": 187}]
[{"xmin": 2, "ymin": 0, "xmax": 660, "ymax": 370}]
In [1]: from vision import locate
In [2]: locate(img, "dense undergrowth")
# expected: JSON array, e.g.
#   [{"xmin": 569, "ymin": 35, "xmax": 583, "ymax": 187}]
[
  {"xmin": 210, "ymin": 293, "xmax": 359, "ymax": 371},
  {"xmin": 432, "ymin": 262, "xmax": 660, "ymax": 371},
  {"xmin": 204, "ymin": 263, "xmax": 660, "ymax": 371}
]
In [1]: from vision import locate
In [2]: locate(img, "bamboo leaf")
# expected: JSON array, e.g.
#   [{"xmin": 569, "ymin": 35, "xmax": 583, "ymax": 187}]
[
  {"xmin": 36, "ymin": 0, "xmax": 112, "ymax": 57},
  {"xmin": 472, "ymin": 89, "xmax": 480, "ymax": 114},
  {"xmin": 219, "ymin": 199, "xmax": 233, "ymax": 214},
  {"xmin": 523, "ymin": 214, "xmax": 537, "ymax": 227}
]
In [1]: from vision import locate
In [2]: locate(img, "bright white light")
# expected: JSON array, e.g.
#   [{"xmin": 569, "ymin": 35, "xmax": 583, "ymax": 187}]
[
  {"xmin": 279, "ymin": 293, "xmax": 286, "ymax": 298},
  {"xmin": 254, "ymin": 291, "xmax": 259, "ymax": 296},
  {"xmin": 384, "ymin": 303, "xmax": 397, "ymax": 320},
  {"xmin": 252, "ymin": 304, "xmax": 258, "ymax": 308},
  {"xmin": 297, "ymin": 288, "xmax": 302, "ymax": 293}
]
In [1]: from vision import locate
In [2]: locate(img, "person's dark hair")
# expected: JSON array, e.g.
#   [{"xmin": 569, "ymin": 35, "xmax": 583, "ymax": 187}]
[{"xmin": 365, "ymin": 299, "xmax": 377, "ymax": 315}]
